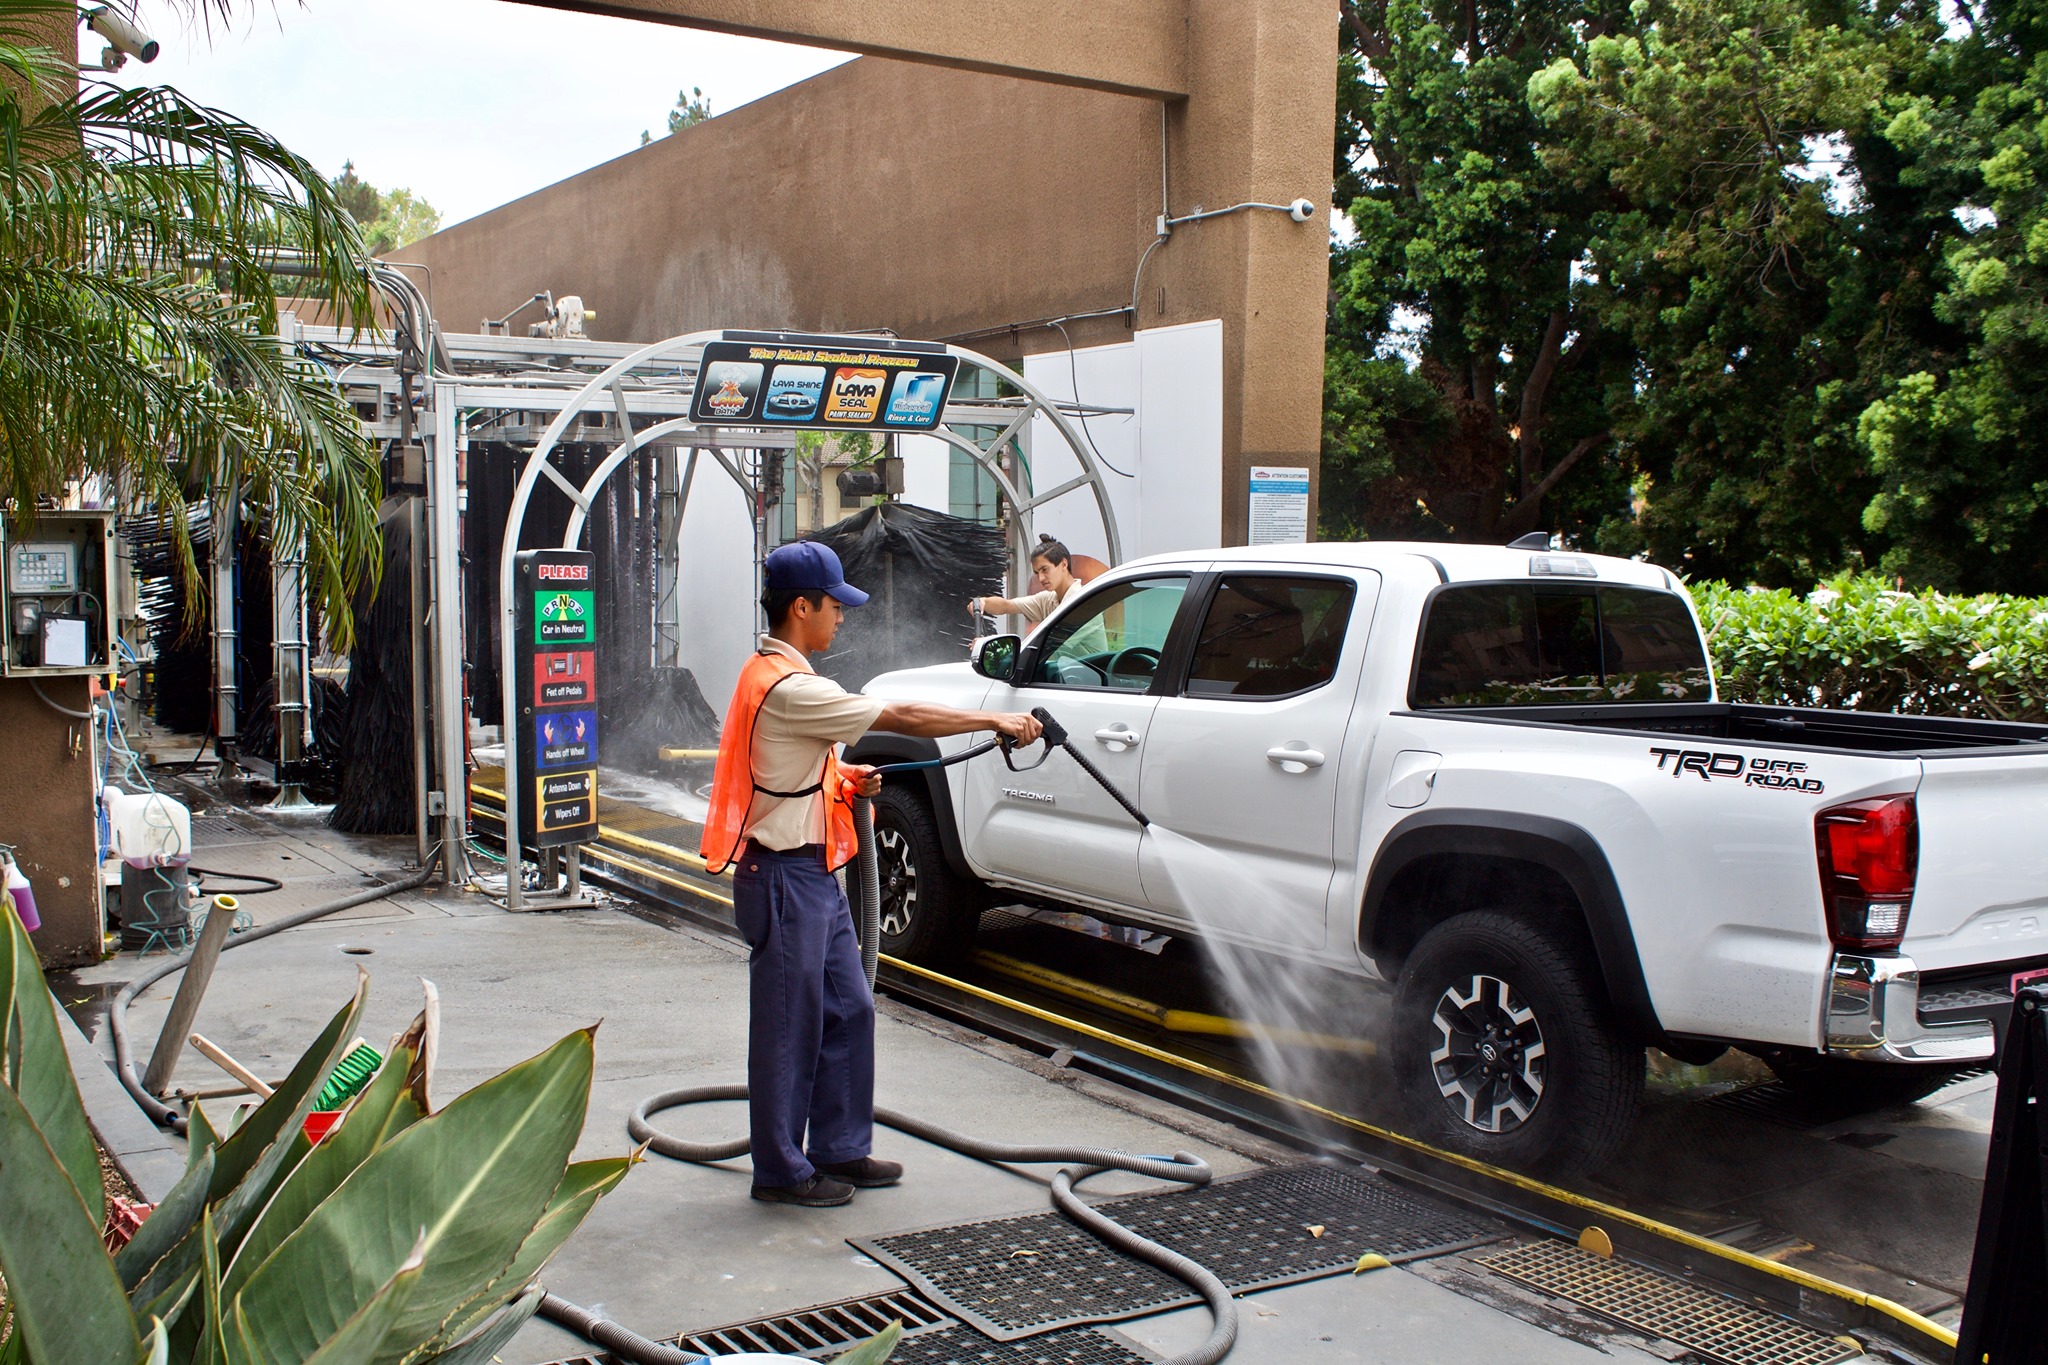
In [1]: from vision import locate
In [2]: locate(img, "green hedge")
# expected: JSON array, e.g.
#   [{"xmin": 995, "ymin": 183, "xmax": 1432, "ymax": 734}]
[{"xmin": 1690, "ymin": 575, "xmax": 2048, "ymax": 723}]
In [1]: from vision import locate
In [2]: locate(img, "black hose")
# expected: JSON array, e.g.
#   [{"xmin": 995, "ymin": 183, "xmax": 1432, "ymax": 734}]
[
  {"xmin": 629, "ymin": 1088, "xmax": 1236, "ymax": 1365},
  {"xmin": 536, "ymin": 1293, "xmax": 706, "ymax": 1365},
  {"xmin": 627, "ymin": 754, "xmax": 1231, "ymax": 1365},
  {"xmin": 854, "ymin": 795, "xmax": 882, "ymax": 986},
  {"xmin": 186, "ymin": 867, "xmax": 285, "ymax": 893},
  {"xmin": 108, "ymin": 863, "xmax": 438, "ymax": 1132}
]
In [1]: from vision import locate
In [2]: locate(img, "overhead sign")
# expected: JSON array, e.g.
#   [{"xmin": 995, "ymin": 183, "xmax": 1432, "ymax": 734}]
[
  {"xmin": 692, "ymin": 332, "xmax": 959, "ymax": 432},
  {"xmin": 514, "ymin": 549, "xmax": 599, "ymax": 850}
]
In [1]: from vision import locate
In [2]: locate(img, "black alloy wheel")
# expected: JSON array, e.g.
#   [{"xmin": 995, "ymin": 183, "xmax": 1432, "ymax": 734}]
[
  {"xmin": 874, "ymin": 823, "xmax": 919, "ymax": 941},
  {"xmin": 1392, "ymin": 909, "xmax": 1642, "ymax": 1177},
  {"xmin": 1426, "ymin": 972, "xmax": 1547, "ymax": 1134},
  {"xmin": 869, "ymin": 784, "xmax": 979, "ymax": 963}
]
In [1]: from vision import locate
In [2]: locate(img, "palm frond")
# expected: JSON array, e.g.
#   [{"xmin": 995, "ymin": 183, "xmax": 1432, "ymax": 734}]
[{"xmin": 0, "ymin": 0, "xmax": 382, "ymax": 642}]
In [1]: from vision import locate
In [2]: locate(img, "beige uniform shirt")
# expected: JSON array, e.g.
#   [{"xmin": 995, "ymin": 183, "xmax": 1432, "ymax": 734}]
[{"xmin": 742, "ymin": 635, "xmax": 886, "ymax": 851}]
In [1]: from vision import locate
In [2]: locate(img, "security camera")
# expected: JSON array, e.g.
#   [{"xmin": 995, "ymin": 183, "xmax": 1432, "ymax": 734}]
[
  {"xmin": 1288, "ymin": 197, "xmax": 1317, "ymax": 224},
  {"xmin": 83, "ymin": 7, "xmax": 159, "ymax": 65}
]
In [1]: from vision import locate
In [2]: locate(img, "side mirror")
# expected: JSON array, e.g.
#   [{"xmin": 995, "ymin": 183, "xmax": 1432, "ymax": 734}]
[{"xmin": 971, "ymin": 633, "xmax": 1022, "ymax": 682}]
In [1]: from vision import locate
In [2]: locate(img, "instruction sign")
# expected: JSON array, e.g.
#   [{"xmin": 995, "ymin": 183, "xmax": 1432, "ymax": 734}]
[
  {"xmin": 693, "ymin": 332, "xmax": 958, "ymax": 432},
  {"xmin": 1248, "ymin": 466, "xmax": 1311, "ymax": 546},
  {"xmin": 513, "ymin": 550, "xmax": 599, "ymax": 850}
]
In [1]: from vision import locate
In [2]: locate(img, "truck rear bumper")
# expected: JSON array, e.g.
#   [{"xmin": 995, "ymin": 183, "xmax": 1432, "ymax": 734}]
[{"xmin": 1824, "ymin": 952, "xmax": 1998, "ymax": 1063}]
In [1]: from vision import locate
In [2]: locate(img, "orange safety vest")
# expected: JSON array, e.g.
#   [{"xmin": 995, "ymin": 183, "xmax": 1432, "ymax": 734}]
[{"xmin": 700, "ymin": 649, "xmax": 860, "ymax": 874}]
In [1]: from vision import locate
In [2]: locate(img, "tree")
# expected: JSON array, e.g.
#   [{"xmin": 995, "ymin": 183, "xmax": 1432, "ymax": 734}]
[
  {"xmin": 1527, "ymin": 0, "xmax": 1951, "ymax": 585},
  {"xmin": 330, "ymin": 159, "xmax": 441, "ymax": 255},
  {"xmin": 1852, "ymin": 0, "xmax": 2048, "ymax": 591},
  {"xmin": 1327, "ymin": 0, "xmax": 1637, "ymax": 548},
  {"xmin": 0, "ymin": 0, "xmax": 381, "ymax": 633},
  {"xmin": 1323, "ymin": 0, "xmax": 2048, "ymax": 594},
  {"xmin": 639, "ymin": 84, "xmax": 711, "ymax": 145}
]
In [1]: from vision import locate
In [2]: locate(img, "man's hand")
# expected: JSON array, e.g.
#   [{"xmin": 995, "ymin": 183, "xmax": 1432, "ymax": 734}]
[
  {"xmin": 841, "ymin": 762, "xmax": 883, "ymax": 797},
  {"xmin": 991, "ymin": 712, "xmax": 1044, "ymax": 746}
]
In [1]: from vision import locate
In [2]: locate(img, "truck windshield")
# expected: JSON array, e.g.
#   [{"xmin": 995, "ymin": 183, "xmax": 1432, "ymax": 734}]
[{"xmin": 1411, "ymin": 583, "xmax": 1712, "ymax": 708}]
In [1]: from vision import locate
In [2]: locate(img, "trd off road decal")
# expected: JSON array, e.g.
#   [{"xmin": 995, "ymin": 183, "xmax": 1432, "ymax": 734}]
[{"xmin": 1649, "ymin": 747, "xmax": 1825, "ymax": 794}]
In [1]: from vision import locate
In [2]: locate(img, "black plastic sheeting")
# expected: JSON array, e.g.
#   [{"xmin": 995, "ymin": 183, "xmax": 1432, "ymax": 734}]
[
  {"xmin": 807, "ymin": 503, "xmax": 1006, "ymax": 693},
  {"xmin": 330, "ymin": 509, "xmax": 417, "ymax": 834}
]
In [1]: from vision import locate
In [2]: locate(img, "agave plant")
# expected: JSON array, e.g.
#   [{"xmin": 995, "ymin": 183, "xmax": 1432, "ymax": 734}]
[{"xmin": 0, "ymin": 892, "xmax": 630, "ymax": 1363}]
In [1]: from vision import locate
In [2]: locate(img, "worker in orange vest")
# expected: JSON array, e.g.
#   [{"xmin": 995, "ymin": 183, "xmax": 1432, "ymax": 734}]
[{"xmin": 702, "ymin": 541, "xmax": 1042, "ymax": 1207}]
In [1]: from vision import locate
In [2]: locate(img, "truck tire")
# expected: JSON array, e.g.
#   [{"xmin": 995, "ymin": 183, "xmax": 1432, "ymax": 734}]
[
  {"xmin": 1393, "ymin": 910, "xmax": 1642, "ymax": 1178},
  {"xmin": 1760, "ymin": 1052, "xmax": 1975, "ymax": 1112},
  {"xmin": 871, "ymin": 784, "xmax": 980, "ymax": 965}
]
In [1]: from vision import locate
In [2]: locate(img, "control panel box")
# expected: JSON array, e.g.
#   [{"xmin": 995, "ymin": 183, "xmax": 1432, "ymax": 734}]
[{"xmin": 2, "ymin": 512, "xmax": 117, "ymax": 676}]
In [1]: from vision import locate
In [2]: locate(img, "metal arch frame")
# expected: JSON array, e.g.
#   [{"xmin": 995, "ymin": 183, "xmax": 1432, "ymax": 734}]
[{"xmin": 497, "ymin": 330, "xmax": 1125, "ymax": 907}]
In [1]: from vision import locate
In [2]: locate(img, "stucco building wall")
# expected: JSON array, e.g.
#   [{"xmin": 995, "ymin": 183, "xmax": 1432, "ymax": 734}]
[{"xmin": 0, "ymin": 677, "xmax": 103, "ymax": 966}]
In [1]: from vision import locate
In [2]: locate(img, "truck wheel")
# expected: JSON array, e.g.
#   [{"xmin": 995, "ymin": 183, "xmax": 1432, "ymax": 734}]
[
  {"xmin": 1761, "ymin": 1053, "xmax": 1974, "ymax": 1112},
  {"xmin": 871, "ymin": 784, "xmax": 979, "ymax": 965},
  {"xmin": 1393, "ymin": 911, "xmax": 1642, "ymax": 1178}
]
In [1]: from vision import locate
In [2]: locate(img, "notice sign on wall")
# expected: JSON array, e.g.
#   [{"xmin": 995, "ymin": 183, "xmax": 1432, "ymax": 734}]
[
  {"xmin": 514, "ymin": 550, "xmax": 599, "ymax": 850},
  {"xmin": 1248, "ymin": 466, "xmax": 1311, "ymax": 545},
  {"xmin": 692, "ymin": 332, "xmax": 958, "ymax": 432}
]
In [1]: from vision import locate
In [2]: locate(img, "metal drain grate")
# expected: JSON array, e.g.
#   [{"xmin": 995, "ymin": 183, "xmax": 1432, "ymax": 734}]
[
  {"xmin": 1481, "ymin": 1240, "xmax": 1859, "ymax": 1365},
  {"xmin": 886, "ymin": 1324, "xmax": 1157, "ymax": 1365},
  {"xmin": 856, "ymin": 1164, "xmax": 1503, "ymax": 1341},
  {"xmin": 675, "ymin": 1289, "xmax": 948, "ymax": 1357}
]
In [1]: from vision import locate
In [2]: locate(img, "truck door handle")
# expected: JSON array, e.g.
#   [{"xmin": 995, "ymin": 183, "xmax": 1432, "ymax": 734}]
[
  {"xmin": 1094, "ymin": 725, "xmax": 1141, "ymax": 750},
  {"xmin": 1266, "ymin": 744, "xmax": 1326, "ymax": 772}
]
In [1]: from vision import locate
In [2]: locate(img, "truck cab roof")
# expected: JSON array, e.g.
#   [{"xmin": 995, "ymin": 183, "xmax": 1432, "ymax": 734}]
[{"xmin": 1106, "ymin": 540, "xmax": 1685, "ymax": 594}]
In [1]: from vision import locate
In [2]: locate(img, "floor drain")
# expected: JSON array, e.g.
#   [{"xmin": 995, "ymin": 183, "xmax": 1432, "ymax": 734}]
[
  {"xmin": 674, "ymin": 1288, "xmax": 949, "ymax": 1357},
  {"xmin": 1480, "ymin": 1240, "xmax": 1859, "ymax": 1365},
  {"xmin": 857, "ymin": 1164, "xmax": 1503, "ymax": 1341}
]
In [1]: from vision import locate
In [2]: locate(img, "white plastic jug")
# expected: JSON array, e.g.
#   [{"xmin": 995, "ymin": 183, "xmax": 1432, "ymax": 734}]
[{"xmin": 102, "ymin": 786, "xmax": 191, "ymax": 865}]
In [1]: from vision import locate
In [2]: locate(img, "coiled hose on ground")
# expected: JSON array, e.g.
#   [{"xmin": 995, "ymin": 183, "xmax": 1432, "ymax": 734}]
[{"xmin": 622, "ymin": 794, "xmax": 1239, "ymax": 1365}]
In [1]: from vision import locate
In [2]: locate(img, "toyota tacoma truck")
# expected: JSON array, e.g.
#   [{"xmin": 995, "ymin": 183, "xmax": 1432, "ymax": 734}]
[{"xmin": 847, "ymin": 541, "xmax": 2042, "ymax": 1175}]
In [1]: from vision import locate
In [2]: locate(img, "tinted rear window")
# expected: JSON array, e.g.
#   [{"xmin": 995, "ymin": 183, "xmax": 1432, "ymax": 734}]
[{"xmin": 1412, "ymin": 584, "xmax": 1711, "ymax": 708}]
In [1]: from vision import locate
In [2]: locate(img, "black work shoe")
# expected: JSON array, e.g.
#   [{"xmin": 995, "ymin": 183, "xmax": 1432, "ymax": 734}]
[
  {"xmin": 816, "ymin": 1156, "xmax": 903, "ymax": 1188},
  {"xmin": 750, "ymin": 1173, "xmax": 855, "ymax": 1207}
]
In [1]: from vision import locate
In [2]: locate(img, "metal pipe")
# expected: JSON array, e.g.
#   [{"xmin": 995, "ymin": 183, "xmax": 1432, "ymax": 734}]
[
  {"xmin": 410, "ymin": 496, "xmax": 431, "ymax": 869},
  {"xmin": 430, "ymin": 385, "xmax": 467, "ymax": 873},
  {"xmin": 140, "ymin": 894, "xmax": 239, "ymax": 1094}
]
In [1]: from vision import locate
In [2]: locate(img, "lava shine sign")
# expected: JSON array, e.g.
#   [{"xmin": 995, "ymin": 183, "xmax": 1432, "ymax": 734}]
[
  {"xmin": 690, "ymin": 331, "xmax": 959, "ymax": 432},
  {"xmin": 514, "ymin": 550, "xmax": 599, "ymax": 849}
]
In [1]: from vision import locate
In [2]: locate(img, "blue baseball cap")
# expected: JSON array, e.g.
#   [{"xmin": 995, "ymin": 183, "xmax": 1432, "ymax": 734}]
[{"xmin": 764, "ymin": 540, "xmax": 869, "ymax": 606}]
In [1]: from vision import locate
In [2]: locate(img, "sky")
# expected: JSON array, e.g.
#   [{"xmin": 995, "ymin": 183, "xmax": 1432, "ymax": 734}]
[{"xmin": 83, "ymin": 1, "xmax": 855, "ymax": 229}]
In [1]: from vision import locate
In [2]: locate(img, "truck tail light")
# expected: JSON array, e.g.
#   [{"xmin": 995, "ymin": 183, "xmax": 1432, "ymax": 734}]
[{"xmin": 1815, "ymin": 795, "xmax": 1917, "ymax": 952}]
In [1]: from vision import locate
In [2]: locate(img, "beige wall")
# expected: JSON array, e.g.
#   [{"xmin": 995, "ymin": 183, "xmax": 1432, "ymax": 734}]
[
  {"xmin": 408, "ymin": 0, "xmax": 1338, "ymax": 543},
  {"xmin": 0, "ymin": 677, "xmax": 102, "ymax": 967}
]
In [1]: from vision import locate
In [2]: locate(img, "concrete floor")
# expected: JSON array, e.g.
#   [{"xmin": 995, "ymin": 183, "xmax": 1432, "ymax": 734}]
[{"xmin": 58, "ymin": 803, "xmax": 1919, "ymax": 1365}]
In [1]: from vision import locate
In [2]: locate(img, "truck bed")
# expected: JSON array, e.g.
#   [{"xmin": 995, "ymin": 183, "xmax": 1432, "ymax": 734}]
[{"xmin": 1420, "ymin": 702, "xmax": 2048, "ymax": 755}]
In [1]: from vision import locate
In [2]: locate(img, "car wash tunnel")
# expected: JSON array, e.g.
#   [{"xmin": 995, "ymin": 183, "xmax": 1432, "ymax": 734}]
[{"xmin": 71, "ymin": 304, "xmax": 2038, "ymax": 1365}]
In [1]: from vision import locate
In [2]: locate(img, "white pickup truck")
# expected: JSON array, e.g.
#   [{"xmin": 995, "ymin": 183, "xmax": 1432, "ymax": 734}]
[{"xmin": 847, "ymin": 541, "xmax": 2044, "ymax": 1174}]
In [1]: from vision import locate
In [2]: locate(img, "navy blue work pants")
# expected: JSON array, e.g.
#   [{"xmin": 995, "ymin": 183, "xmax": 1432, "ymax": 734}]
[{"xmin": 732, "ymin": 842, "xmax": 876, "ymax": 1187}]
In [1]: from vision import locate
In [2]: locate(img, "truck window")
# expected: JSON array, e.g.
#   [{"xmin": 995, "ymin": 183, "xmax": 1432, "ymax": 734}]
[
  {"xmin": 1185, "ymin": 575, "xmax": 1356, "ymax": 699},
  {"xmin": 1411, "ymin": 584, "xmax": 1710, "ymax": 708},
  {"xmin": 1032, "ymin": 577, "xmax": 1188, "ymax": 690}
]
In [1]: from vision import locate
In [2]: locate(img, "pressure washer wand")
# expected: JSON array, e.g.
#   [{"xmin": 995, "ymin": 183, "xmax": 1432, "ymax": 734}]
[{"xmin": 1031, "ymin": 706, "xmax": 1150, "ymax": 829}]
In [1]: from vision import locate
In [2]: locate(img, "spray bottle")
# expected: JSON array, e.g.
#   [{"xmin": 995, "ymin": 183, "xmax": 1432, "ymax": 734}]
[{"xmin": 2, "ymin": 852, "xmax": 40, "ymax": 934}]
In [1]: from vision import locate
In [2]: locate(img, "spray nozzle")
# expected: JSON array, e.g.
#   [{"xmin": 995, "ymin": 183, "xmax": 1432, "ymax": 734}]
[{"xmin": 1029, "ymin": 706, "xmax": 1069, "ymax": 747}]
